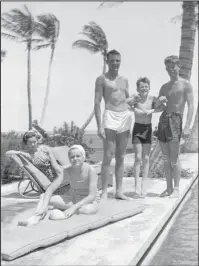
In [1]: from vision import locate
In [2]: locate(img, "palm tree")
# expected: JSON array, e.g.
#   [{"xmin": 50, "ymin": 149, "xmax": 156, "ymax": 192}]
[
  {"xmin": 178, "ymin": 1, "xmax": 198, "ymax": 152},
  {"xmin": 72, "ymin": 21, "xmax": 108, "ymax": 131},
  {"xmin": 1, "ymin": 50, "xmax": 6, "ymax": 62},
  {"xmin": 1, "ymin": 5, "xmax": 41, "ymax": 130},
  {"xmin": 34, "ymin": 13, "xmax": 60, "ymax": 127},
  {"xmin": 179, "ymin": 1, "xmax": 198, "ymax": 80}
]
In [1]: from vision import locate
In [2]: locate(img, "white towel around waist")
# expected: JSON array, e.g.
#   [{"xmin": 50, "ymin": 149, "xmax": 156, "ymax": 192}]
[{"xmin": 102, "ymin": 109, "xmax": 132, "ymax": 133}]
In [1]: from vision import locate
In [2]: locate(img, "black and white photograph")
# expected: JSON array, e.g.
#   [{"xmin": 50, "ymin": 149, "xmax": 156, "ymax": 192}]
[{"xmin": 1, "ymin": 1, "xmax": 198, "ymax": 265}]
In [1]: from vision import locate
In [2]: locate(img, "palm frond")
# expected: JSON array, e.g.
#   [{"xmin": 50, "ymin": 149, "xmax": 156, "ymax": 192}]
[
  {"xmin": 36, "ymin": 13, "xmax": 60, "ymax": 42},
  {"xmin": 23, "ymin": 4, "xmax": 32, "ymax": 18},
  {"xmin": 1, "ymin": 32, "xmax": 19, "ymax": 41},
  {"xmin": 31, "ymin": 38, "xmax": 45, "ymax": 43},
  {"xmin": 33, "ymin": 43, "xmax": 51, "ymax": 50},
  {"xmin": 79, "ymin": 31, "xmax": 108, "ymax": 50},
  {"xmin": 1, "ymin": 17, "xmax": 27, "ymax": 38},
  {"xmin": 82, "ymin": 21, "xmax": 107, "ymax": 45},
  {"xmin": 1, "ymin": 50, "xmax": 7, "ymax": 61},
  {"xmin": 1, "ymin": 5, "xmax": 36, "ymax": 40},
  {"xmin": 98, "ymin": 2, "xmax": 123, "ymax": 9},
  {"xmin": 72, "ymin": 40, "xmax": 100, "ymax": 53}
]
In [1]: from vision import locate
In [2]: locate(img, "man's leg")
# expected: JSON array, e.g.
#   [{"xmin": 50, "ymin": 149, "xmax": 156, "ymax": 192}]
[
  {"xmin": 133, "ymin": 141, "xmax": 142, "ymax": 195},
  {"xmin": 101, "ymin": 129, "xmax": 116, "ymax": 199},
  {"xmin": 115, "ymin": 130, "xmax": 131, "ymax": 200},
  {"xmin": 168, "ymin": 139, "xmax": 181, "ymax": 198},
  {"xmin": 159, "ymin": 141, "xmax": 173, "ymax": 197},
  {"xmin": 141, "ymin": 143, "xmax": 151, "ymax": 197}
]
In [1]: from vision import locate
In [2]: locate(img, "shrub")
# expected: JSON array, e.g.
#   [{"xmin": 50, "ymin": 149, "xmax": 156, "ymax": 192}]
[{"xmin": 1, "ymin": 122, "xmax": 94, "ymax": 184}]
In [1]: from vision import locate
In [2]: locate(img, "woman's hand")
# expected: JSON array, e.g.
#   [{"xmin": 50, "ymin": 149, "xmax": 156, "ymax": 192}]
[{"xmin": 64, "ymin": 205, "xmax": 77, "ymax": 219}]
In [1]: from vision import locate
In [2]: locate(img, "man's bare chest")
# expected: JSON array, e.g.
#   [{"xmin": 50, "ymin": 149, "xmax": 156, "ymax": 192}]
[
  {"xmin": 164, "ymin": 83, "xmax": 185, "ymax": 98},
  {"xmin": 104, "ymin": 77, "xmax": 126, "ymax": 94}
]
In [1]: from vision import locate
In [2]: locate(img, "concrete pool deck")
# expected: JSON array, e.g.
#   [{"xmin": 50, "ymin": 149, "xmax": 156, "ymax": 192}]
[{"xmin": 1, "ymin": 153, "xmax": 198, "ymax": 265}]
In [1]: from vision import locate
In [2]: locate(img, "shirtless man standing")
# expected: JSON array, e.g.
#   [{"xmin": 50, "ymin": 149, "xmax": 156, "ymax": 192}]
[
  {"xmin": 94, "ymin": 49, "xmax": 136, "ymax": 200},
  {"xmin": 156, "ymin": 55, "xmax": 194, "ymax": 198}
]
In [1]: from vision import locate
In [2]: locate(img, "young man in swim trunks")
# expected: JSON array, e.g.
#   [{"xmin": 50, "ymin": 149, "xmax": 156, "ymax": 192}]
[
  {"xmin": 156, "ymin": 55, "xmax": 194, "ymax": 198},
  {"xmin": 127, "ymin": 77, "xmax": 164, "ymax": 198},
  {"xmin": 94, "ymin": 49, "xmax": 137, "ymax": 200}
]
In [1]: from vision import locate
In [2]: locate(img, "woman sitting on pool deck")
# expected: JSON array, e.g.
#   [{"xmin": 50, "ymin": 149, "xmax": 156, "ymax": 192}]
[{"xmin": 6, "ymin": 131, "xmax": 100, "ymax": 226}]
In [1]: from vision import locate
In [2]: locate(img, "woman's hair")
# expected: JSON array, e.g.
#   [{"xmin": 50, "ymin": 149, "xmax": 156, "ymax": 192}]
[
  {"xmin": 22, "ymin": 130, "xmax": 39, "ymax": 144},
  {"xmin": 68, "ymin": 145, "xmax": 86, "ymax": 161}
]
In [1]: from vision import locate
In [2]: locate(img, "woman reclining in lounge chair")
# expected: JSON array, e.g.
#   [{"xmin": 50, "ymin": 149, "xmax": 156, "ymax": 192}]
[{"xmin": 6, "ymin": 131, "xmax": 100, "ymax": 226}]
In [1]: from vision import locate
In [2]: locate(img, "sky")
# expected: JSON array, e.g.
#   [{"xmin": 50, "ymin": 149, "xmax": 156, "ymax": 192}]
[{"xmin": 1, "ymin": 1, "xmax": 198, "ymax": 133}]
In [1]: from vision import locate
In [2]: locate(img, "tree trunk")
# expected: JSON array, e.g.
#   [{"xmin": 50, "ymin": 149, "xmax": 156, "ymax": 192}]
[
  {"xmin": 179, "ymin": 1, "xmax": 198, "ymax": 152},
  {"xmin": 179, "ymin": 1, "xmax": 197, "ymax": 80},
  {"xmin": 80, "ymin": 109, "xmax": 95, "ymax": 132},
  {"xmin": 40, "ymin": 47, "xmax": 55, "ymax": 126},
  {"xmin": 27, "ymin": 43, "xmax": 32, "ymax": 130},
  {"xmin": 80, "ymin": 57, "xmax": 107, "ymax": 132}
]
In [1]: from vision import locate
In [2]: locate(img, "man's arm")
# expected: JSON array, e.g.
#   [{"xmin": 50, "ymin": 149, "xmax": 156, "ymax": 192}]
[
  {"xmin": 125, "ymin": 78, "xmax": 130, "ymax": 98},
  {"xmin": 184, "ymin": 81, "xmax": 194, "ymax": 131},
  {"xmin": 94, "ymin": 76, "xmax": 105, "ymax": 138},
  {"xmin": 154, "ymin": 86, "xmax": 167, "ymax": 109}
]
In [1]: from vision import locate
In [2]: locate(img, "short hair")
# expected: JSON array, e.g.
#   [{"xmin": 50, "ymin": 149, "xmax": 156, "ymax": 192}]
[
  {"xmin": 107, "ymin": 49, "xmax": 121, "ymax": 60},
  {"xmin": 22, "ymin": 130, "xmax": 39, "ymax": 144},
  {"xmin": 164, "ymin": 55, "xmax": 180, "ymax": 66},
  {"xmin": 136, "ymin": 77, "xmax": 150, "ymax": 88}
]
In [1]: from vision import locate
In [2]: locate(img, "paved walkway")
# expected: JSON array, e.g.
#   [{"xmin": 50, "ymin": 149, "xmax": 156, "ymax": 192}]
[{"xmin": 1, "ymin": 153, "xmax": 198, "ymax": 265}]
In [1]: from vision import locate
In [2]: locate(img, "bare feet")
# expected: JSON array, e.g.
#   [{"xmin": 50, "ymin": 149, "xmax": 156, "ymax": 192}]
[
  {"xmin": 100, "ymin": 192, "xmax": 108, "ymax": 200},
  {"xmin": 169, "ymin": 188, "xmax": 180, "ymax": 198},
  {"xmin": 159, "ymin": 189, "xmax": 173, "ymax": 198},
  {"xmin": 49, "ymin": 209, "xmax": 66, "ymax": 220},
  {"xmin": 115, "ymin": 192, "xmax": 132, "ymax": 200},
  {"xmin": 140, "ymin": 193, "xmax": 147, "ymax": 199},
  {"xmin": 134, "ymin": 192, "xmax": 141, "ymax": 199},
  {"xmin": 18, "ymin": 213, "xmax": 45, "ymax": 227}
]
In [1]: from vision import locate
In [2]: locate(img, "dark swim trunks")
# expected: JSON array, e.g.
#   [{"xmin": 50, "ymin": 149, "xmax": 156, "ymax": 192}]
[
  {"xmin": 157, "ymin": 111, "xmax": 182, "ymax": 142},
  {"xmin": 132, "ymin": 123, "xmax": 152, "ymax": 144}
]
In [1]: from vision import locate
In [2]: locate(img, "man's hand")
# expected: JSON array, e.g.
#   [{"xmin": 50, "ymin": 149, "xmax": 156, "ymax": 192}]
[
  {"xmin": 127, "ymin": 93, "xmax": 141, "ymax": 106},
  {"xmin": 158, "ymin": 96, "xmax": 168, "ymax": 104},
  {"xmin": 134, "ymin": 108, "xmax": 145, "ymax": 115},
  {"xmin": 142, "ymin": 109, "xmax": 154, "ymax": 115},
  {"xmin": 98, "ymin": 127, "xmax": 106, "ymax": 140},
  {"xmin": 182, "ymin": 127, "xmax": 191, "ymax": 139}
]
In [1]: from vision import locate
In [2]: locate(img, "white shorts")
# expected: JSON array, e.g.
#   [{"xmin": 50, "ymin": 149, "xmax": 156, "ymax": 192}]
[{"xmin": 102, "ymin": 109, "xmax": 132, "ymax": 134}]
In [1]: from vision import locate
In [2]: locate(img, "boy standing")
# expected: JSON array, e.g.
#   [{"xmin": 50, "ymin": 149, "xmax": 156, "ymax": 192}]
[{"xmin": 127, "ymin": 77, "xmax": 164, "ymax": 197}]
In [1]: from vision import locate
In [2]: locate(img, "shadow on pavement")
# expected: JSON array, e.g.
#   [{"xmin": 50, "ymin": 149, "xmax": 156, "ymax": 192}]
[{"xmin": 1, "ymin": 201, "xmax": 37, "ymax": 227}]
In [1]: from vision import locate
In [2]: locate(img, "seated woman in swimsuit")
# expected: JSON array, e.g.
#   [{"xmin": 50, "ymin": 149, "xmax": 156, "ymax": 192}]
[
  {"xmin": 49, "ymin": 144, "xmax": 100, "ymax": 220},
  {"xmin": 6, "ymin": 132, "xmax": 99, "ymax": 225}
]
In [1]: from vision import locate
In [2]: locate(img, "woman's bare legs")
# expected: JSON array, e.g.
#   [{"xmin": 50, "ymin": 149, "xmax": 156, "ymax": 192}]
[
  {"xmin": 18, "ymin": 193, "xmax": 46, "ymax": 226},
  {"xmin": 49, "ymin": 202, "xmax": 99, "ymax": 220},
  {"xmin": 18, "ymin": 194, "xmax": 72, "ymax": 226}
]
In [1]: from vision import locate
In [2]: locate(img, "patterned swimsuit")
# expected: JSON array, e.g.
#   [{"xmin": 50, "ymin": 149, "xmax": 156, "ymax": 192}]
[{"xmin": 31, "ymin": 146, "xmax": 57, "ymax": 182}]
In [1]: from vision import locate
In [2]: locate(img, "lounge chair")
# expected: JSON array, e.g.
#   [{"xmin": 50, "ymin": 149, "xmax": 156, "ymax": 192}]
[{"xmin": 8, "ymin": 146, "xmax": 113, "ymax": 199}]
